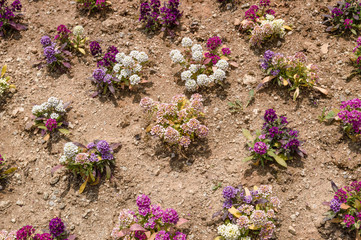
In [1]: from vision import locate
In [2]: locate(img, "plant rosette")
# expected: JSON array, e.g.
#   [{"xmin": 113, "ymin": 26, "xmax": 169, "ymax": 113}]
[
  {"xmin": 0, "ymin": 0, "xmax": 27, "ymax": 37},
  {"xmin": 323, "ymin": 0, "xmax": 361, "ymax": 35},
  {"xmin": 14, "ymin": 217, "xmax": 76, "ymax": 240},
  {"xmin": 140, "ymin": 94, "xmax": 209, "ymax": 149},
  {"xmin": 111, "ymin": 194, "xmax": 188, "ymax": 240},
  {"xmin": 258, "ymin": 50, "xmax": 327, "ymax": 100},
  {"xmin": 53, "ymin": 140, "xmax": 121, "ymax": 193},
  {"xmin": 28, "ymin": 97, "xmax": 71, "ymax": 141},
  {"xmin": 170, "ymin": 36, "xmax": 237, "ymax": 92},
  {"xmin": 76, "ymin": 0, "xmax": 111, "ymax": 13},
  {"xmin": 90, "ymin": 46, "xmax": 149, "ymax": 96},
  {"xmin": 213, "ymin": 185, "xmax": 280, "ymax": 240},
  {"xmin": 324, "ymin": 181, "xmax": 361, "ymax": 240},
  {"xmin": 242, "ymin": 109, "xmax": 305, "ymax": 168},
  {"xmin": 54, "ymin": 25, "xmax": 88, "ymax": 55},
  {"xmin": 322, "ymin": 98, "xmax": 361, "ymax": 142},
  {"xmin": 238, "ymin": 0, "xmax": 291, "ymax": 47},
  {"xmin": 0, "ymin": 64, "xmax": 16, "ymax": 98},
  {"xmin": 0, "ymin": 154, "xmax": 17, "ymax": 180}
]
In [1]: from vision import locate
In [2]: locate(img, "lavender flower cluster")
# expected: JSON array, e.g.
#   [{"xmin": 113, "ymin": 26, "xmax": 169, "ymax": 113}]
[
  {"xmin": 8, "ymin": 217, "xmax": 71, "ymax": 240},
  {"xmin": 31, "ymin": 97, "xmax": 69, "ymax": 135},
  {"xmin": 111, "ymin": 194, "xmax": 187, "ymax": 240},
  {"xmin": 337, "ymin": 98, "xmax": 361, "ymax": 137},
  {"xmin": 243, "ymin": 109, "xmax": 304, "ymax": 167},
  {"xmin": 139, "ymin": 0, "xmax": 182, "ymax": 35},
  {"xmin": 40, "ymin": 35, "xmax": 72, "ymax": 72},
  {"xmin": 216, "ymin": 185, "xmax": 280, "ymax": 240},
  {"xmin": 90, "ymin": 43, "xmax": 149, "ymax": 95},
  {"xmin": 325, "ymin": 181, "xmax": 361, "ymax": 234},
  {"xmin": 324, "ymin": 0, "xmax": 361, "ymax": 34},
  {"xmin": 170, "ymin": 36, "xmax": 231, "ymax": 91},
  {"xmin": 260, "ymin": 50, "xmax": 320, "ymax": 100},
  {"xmin": 76, "ymin": 0, "xmax": 109, "ymax": 12},
  {"xmin": 0, "ymin": 0, "xmax": 26, "ymax": 36},
  {"xmin": 240, "ymin": 1, "xmax": 285, "ymax": 46},
  {"xmin": 140, "ymin": 94, "xmax": 208, "ymax": 148}
]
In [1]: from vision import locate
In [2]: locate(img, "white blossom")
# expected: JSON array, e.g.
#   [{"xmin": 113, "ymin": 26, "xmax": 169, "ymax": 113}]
[
  {"xmin": 171, "ymin": 52, "xmax": 185, "ymax": 63},
  {"xmin": 217, "ymin": 223, "xmax": 241, "ymax": 240},
  {"xmin": 47, "ymin": 97, "xmax": 60, "ymax": 107},
  {"xmin": 73, "ymin": 25, "xmax": 84, "ymax": 36},
  {"xmin": 129, "ymin": 50, "xmax": 140, "ymax": 59},
  {"xmin": 191, "ymin": 44, "xmax": 202, "ymax": 53},
  {"xmin": 129, "ymin": 74, "xmax": 141, "ymax": 85},
  {"xmin": 185, "ymin": 79, "xmax": 197, "ymax": 92},
  {"xmin": 59, "ymin": 155, "xmax": 67, "ymax": 164},
  {"xmin": 136, "ymin": 52, "xmax": 149, "ymax": 63},
  {"xmin": 181, "ymin": 70, "xmax": 192, "ymax": 81},
  {"xmin": 122, "ymin": 56, "xmax": 135, "ymax": 68},
  {"xmin": 133, "ymin": 64, "xmax": 142, "ymax": 73},
  {"xmin": 113, "ymin": 63, "xmax": 122, "ymax": 73},
  {"xmin": 181, "ymin": 37, "xmax": 193, "ymax": 47},
  {"xmin": 63, "ymin": 142, "xmax": 79, "ymax": 160},
  {"xmin": 115, "ymin": 52, "xmax": 126, "ymax": 63},
  {"xmin": 50, "ymin": 113, "xmax": 59, "ymax": 119},
  {"xmin": 196, "ymin": 74, "xmax": 209, "ymax": 86},
  {"xmin": 213, "ymin": 69, "xmax": 226, "ymax": 81},
  {"xmin": 215, "ymin": 59, "xmax": 229, "ymax": 70},
  {"xmin": 192, "ymin": 51, "xmax": 203, "ymax": 62},
  {"xmin": 189, "ymin": 64, "xmax": 200, "ymax": 73},
  {"xmin": 32, "ymin": 105, "xmax": 42, "ymax": 115}
]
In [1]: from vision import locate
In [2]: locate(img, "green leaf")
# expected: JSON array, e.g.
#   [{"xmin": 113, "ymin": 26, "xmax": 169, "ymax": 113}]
[
  {"xmin": 58, "ymin": 128, "xmax": 70, "ymax": 135},
  {"xmin": 1, "ymin": 65, "xmax": 7, "ymax": 78},
  {"xmin": 2, "ymin": 167, "xmax": 17, "ymax": 175},
  {"xmin": 351, "ymin": 28, "xmax": 357, "ymax": 35},
  {"xmin": 245, "ymin": 89, "xmax": 255, "ymax": 108},
  {"xmin": 105, "ymin": 165, "xmax": 111, "ymax": 179},
  {"xmin": 37, "ymin": 126, "xmax": 47, "ymax": 130},
  {"xmin": 242, "ymin": 129, "xmax": 253, "ymax": 142},
  {"xmin": 325, "ymin": 110, "xmax": 335, "ymax": 120},
  {"xmin": 268, "ymin": 151, "xmax": 287, "ymax": 167},
  {"xmin": 242, "ymin": 156, "xmax": 254, "ymax": 162}
]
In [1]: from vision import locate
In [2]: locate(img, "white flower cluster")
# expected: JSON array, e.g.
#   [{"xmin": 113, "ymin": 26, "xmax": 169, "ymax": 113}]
[
  {"xmin": 171, "ymin": 37, "xmax": 230, "ymax": 92},
  {"xmin": 113, "ymin": 50, "xmax": 148, "ymax": 86},
  {"xmin": 73, "ymin": 25, "xmax": 84, "ymax": 36},
  {"xmin": 32, "ymin": 97, "xmax": 66, "ymax": 116},
  {"xmin": 217, "ymin": 223, "xmax": 241, "ymax": 240},
  {"xmin": 62, "ymin": 142, "xmax": 79, "ymax": 162},
  {"xmin": 0, "ymin": 77, "xmax": 10, "ymax": 97},
  {"xmin": 260, "ymin": 15, "xmax": 286, "ymax": 38}
]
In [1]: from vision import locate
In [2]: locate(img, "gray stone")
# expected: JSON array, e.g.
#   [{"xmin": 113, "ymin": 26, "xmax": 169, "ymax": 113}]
[
  {"xmin": 242, "ymin": 74, "xmax": 257, "ymax": 85},
  {"xmin": 288, "ymin": 226, "xmax": 296, "ymax": 235}
]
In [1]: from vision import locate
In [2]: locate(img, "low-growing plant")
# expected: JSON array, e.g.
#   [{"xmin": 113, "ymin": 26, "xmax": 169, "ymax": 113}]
[
  {"xmin": 0, "ymin": 154, "xmax": 17, "ymax": 179},
  {"xmin": 0, "ymin": 64, "xmax": 15, "ymax": 98},
  {"xmin": 228, "ymin": 99, "xmax": 242, "ymax": 113},
  {"xmin": 13, "ymin": 217, "xmax": 75, "ymax": 240},
  {"xmin": 170, "ymin": 36, "xmax": 237, "ymax": 91},
  {"xmin": 54, "ymin": 140, "xmax": 121, "ymax": 193},
  {"xmin": 0, "ymin": 229, "xmax": 16, "ymax": 239},
  {"xmin": 213, "ymin": 185, "xmax": 280, "ymax": 240},
  {"xmin": 29, "ymin": 97, "xmax": 71, "ymax": 140},
  {"xmin": 140, "ymin": 94, "xmax": 209, "ymax": 149},
  {"xmin": 90, "ymin": 44, "xmax": 149, "ymax": 96},
  {"xmin": 0, "ymin": 0, "xmax": 27, "ymax": 37},
  {"xmin": 38, "ymin": 35, "xmax": 72, "ymax": 72},
  {"xmin": 351, "ymin": 37, "xmax": 361, "ymax": 74},
  {"xmin": 323, "ymin": 181, "xmax": 361, "ymax": 239},
  {"xmin": 139, "ymin": 0, "xmax": 182, "ymax": 36},
  {"xmin": 323, "ymin": 0, "xmax": 361, "ymax": 35},
  {"xmin": 111, "ymin": 194, "xmax": 188, "ymax": 239},
  {"xmin": 54, "ymin": 25, "xmax": 88, "ymax": 55},
  {"xmin": 258, "ymin": 50, "xmax": 327, "ymax": 100},
  {"xmin": 76, "ymin": 0, "xmax": 110, "ymax": 13},
  {"xmin": 242, "ymin": 109, "xmax": 305, "ymax": 167},
  {"xmin": 240, "ymin": 0, "xmax": 290, "ymax": 47},
  {"xmin": 322, "ymin": 98, "xmax": 361, "ymax": 141}
]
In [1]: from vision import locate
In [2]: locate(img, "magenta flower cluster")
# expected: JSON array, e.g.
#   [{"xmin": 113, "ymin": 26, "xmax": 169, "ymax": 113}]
[
  {"xmin": 89, "ymin": 40, "xmax": 102, "ymax": 56},
  {"xmin": 325, "ymin": 0, "xmax": 361, "ymax": 33},
  {"xmin": 337, "ymin": 98, "xmax": 361, "ymax": 135},
  {"xmin": 140, "ymin": 94, "xmax": 208, "ymax": 148},
  {"xmin": 0, "ymin": 0, "xmax": 26, "ymax": 36},
  {"xmin": 45, "ymin": 118, "xmax": 57, "ymax": 132},
  {"xmin": 244, "ymin": 0, "xmax": 275, "ymax": 22},
  {"xmin": 0, "ymin": 153, "xmax": 4, "ymax": 165},
  {"xmin": 15, "ymin": 218, "xmax": 69, "ymax": 240}
]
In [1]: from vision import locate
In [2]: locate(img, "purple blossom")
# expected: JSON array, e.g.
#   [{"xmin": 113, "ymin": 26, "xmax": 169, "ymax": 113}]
[
  {"xmin": 344, "ymin": 19, "xmax": 353, "ymax": 29},
  {"xmin": 330, "ymin": 198, "xmax": 340, "ymax": 213},
  {"xmin": 137, "ymin": 194, "xmax": 151, "ymax": 210},
  {"xmin": 45, "ymin": 118, "xmax": 57, "ymax": 132},
  {"xmin": 44, "ymin": 46, "xmax": 57, "ymax": 64},
  {"xmin": 96, "ymin": 140, "xmax": 111, "ymax": 154},
  {"xmin": 253, "ymin": 141, "xmax": 268, "ymax": 155},
  {"xmin": 92, "ymin": 68, "xmax": 106, "ymax": 82},
  {"xmin": 162, "ymin": 208, "xmax": 179, "ymax": 224},
  {"xmin": 334, "ymin": 189, "xmax": 348, "ymax": 203},
  {"xmin": 89, "ymin": 41, "xmax": 102, "ymax": 56},
  {"xmin": 223, "ymin": 186, "xmax": 238, "ymax": 200},
  {"xmin": 33, "ymin": 233, "xmax": 54, "ymax": 240},
  {"xmin": 16, "ymin": 225, "xmax": 35, "ymax": 240},
  {"xmin": 151, "ymin": 205, "xmax": 164, "ymax": 219},
  {"xmin": 223, "ymin": 199, "xmax": 233, "ymax": 209},
  {"xmin": 244, "ymin": 195, "xmax": 253, "ymax": 204},
  {"xmin": 344, "ymin": 214, "xmax": 355, "ymax": 228},
  {"xmin": 41, "ymin": 36, "xmax": 52, "ymax": 47},
  {"xmin": 268, "ymin": 126, "xmax": 281, "ymax": 138},
  {"xmin": 206, "ymin": 36, "xmax": 222, "ymax": 51},
  {"xmin": 173, "ymin": 232, "xmax": 187, "ymax": 240},
  {"xmin": 259, "ymin": 0, "xmax": 270, "ymax": 7},
  {"xmin": 0, "ymin": 154, "xmax": 4, "ymax": 165},
  {"xmin": 49, "ymin": 217, "xmax": 65, "ymax": 237},
  {"xmin": 11, "ymin": 0, "xmax": 22, "ymax": 11},
  {"xmin": 245, "ymin": 5, "xmax": 259, "ymax": 21},
  {"xmin": 221, "ymin": 47, "xmax": 231, "ymax": 55},
  {"xmin": 265, "ymin": 8, "xmax": 275, "ymax": 15},
  {"xmin": 283, "ymin": 139, "xmax": 300, "ymax": 151},
  {"xmin": 264, "ymin": 108, "xmax": 277, "ymax": 123},
  {"xmin": 331, "ymin": 7, "xmax": 343, "ymax": 17},
  {"xmin": 155, "ymin": 230, "xmax": 171, "ymax": 240}
]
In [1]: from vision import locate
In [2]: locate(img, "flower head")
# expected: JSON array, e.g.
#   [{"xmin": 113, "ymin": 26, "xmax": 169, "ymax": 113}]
[
  {"xmin": 89, "ymin": 41, "xmax": 102, "ymax": 56},
  {"xmin": 45, "ymin": 118, "xmax": 57, "ymax": 132},
  {"xmin": 162, "ymin": 208, "xmax": 179, "ymax": 224},
  {"xmin": 49, "ymin": 217, "xmax": 65, "ymax": 237}
]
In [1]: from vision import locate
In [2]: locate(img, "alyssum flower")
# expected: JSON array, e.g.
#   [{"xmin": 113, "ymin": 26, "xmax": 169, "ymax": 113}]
[{"xmin": 0, "ymin": 64, "xmax": 15, "ymax": 98}]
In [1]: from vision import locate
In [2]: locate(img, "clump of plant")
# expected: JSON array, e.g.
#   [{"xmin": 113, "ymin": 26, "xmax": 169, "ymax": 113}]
[
  {"xmin": 140, "ymin": 94, "xmax": 209, "ymax": 149},
  {"xmin": 351, "ymin": 37, "xmax": 361, "ymax": 74},
  {"xmin": 213, "ymin": 185, "xmax": 280, "ymax": 240},
  {"xmin": 111, "ymin": 194, "xmax": 188, "ymax": 239},
  {"xmin": 0, "ymin": 154, "xmax": 17, "ymax": 179},
  {"xmin": 38, "ymin": 35, "xmax": 72, "ymax": 72},
  {"xmin": 240, "ymin": 0, "xmax": 290, "ymax": 47},
  {"xmin": 29, "ymin": 97, "xmax": 71, "ymax": 140},
  {"xmin": 76, "ymin": 0, "xmax": 110, "ymax": 13},
  {"xmin": 0, "ymin": 0, "xmax": 26, "ymax": 37},
  {"xmin": 0, "ymin": 229, "xmax": 16, "ymax": 239},
  {"xmin": 170, "ymin": 36, "xmax": 237, "ymax": 91},
  {"xmin": 322, "ymin": 98, "xmax": 361, "ymax": 142},
  {"xmin": 139, "ymin": 0, "xmax": 182, "ymax": 36},
  {"xmin": 14, "ymin": 217, "xmax": 75, "ymax": 240},
  {"xmin": 0, "ymin": 64, "xmax": 15, "ymax": 98},
  {"xmin": 54, "ymin": 140, "xmax": 121, "ymax": 193},
  {"xmin": 323, "ymin": 0, "xmax": 361, "ymax": 35},
  {"xmin": 53, "ymin": 25, "xmax": 88, "ymax": 55},
  {"xmin": 323, "ymin": 181, "xmax": 361, "ymax": 239},
  {"xmin": 242, "ymin": 109, "xmax": 305, "ymax": 167},
  {"xmin": 90, "ymin": 44, "xmax": 149, "ymax": 96},
  {"xmin": 259, "ymin": 50, "xmax": 327, "ymax": 100}
]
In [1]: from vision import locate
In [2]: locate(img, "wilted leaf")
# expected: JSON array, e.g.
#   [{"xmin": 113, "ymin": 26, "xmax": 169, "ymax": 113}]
[
  {"xmin": 110, "ymin": 143, "xmax": 122, "ymax": 151},
  {"xmin": 149, "ymin": 233, "xmax": 157, "ymax": 240},
  {"xmin": 25, "ymin": 122, "xmax": 34, "ymax": 130},
  {"xmin": 130, "ymin": 224, "xmax": 146, "ymax": 232},
  {"xmin": 330, "ymin": 218, "xmax": 342, "ymax": 223},
  {"xmin": 351, "ymin": 29, "xmax": 357, "ymax": 35},
  {"xmin": 242, "ymin": 129, "xmax": 253, "ymax": 142},
  {"xmin": 268, "ymin": 151, "xmax": 287, "ymax": 167},
  {"xmin": 58, "ymin": 128, "xmax": 70, "ymax": 135},
  {"xmin": 229, "ymin": 61, "xmax": 239, "ymax": 68},
  {"xmin": 313, "ymin": 86, "xmax": 328, "ymax": 95},
  {"xmin": 293, "ymin": 87, "xmax": 300, "ymax": 101},
  {"xmin": 244, "ymin": 187, "xmax": 251, "ymax": 196},
  {"xmin": 331, "ymin": 181, "xmax": 339, "ymax": 192},
  {"xmin": 78, "ymin": 48, "xmax": 86, "ymax": 55},
  {"xmin": 283, "ymin": 79, "xmax": 288, "ymax": 86},
  {"xmin": 146, "ymin": 125, "xmax": 152, "ymax": 133},
  {"xmin": 212, "ymin": 211, "xmax": 222, "ymax": 219},
  {"xmin": 341, "ymin": 203, "xmax": 351, "ymax": 210},
  {"xmin": 228, "ymin": 206, "xmax": 242, "ymax": 218},
  {"xmin": 176, "ymin": 218, "xmax": 188, "ymax": 227},
  {"xmin": 283, "ymin": 25, "xmax": 292, "ymax": 31},
  {"xmin": 214, "ymin": 237, "xmax": 223, "ymax": 240},
  {"xmin": 43, "ymin": 134, "xmax": 50, "ymax": 141},
  {"xmin": 2, "ymin": 167, "xmax": 17, "ymax": 175},
  {"xmin": 256, "ymin": 76, "xmax": 275, "ymax": 90},
  {"xmin": 89, "ymin": 171, "xmax": 95, "ymax": 182},
  {"xmin": 220, "ymin": 56, "xmax": 229, "ymax": 61},
  {"xmin": 355, "ymin": 200, "xmax": 361, "ymax": 211},
  {"xmin": 68, "ymin": 235, "xmax": 76, "ymax": 240},
  {"xmin": 79, "ymin": 179, "xmax": 88, "ymax": 194},
  {"xmin": 1, "ymin": 64, "xmax": 7, "ymax": 77},
  {"xmin": 62, "ymin": 62, "xmax": 71, "ymax": 69},
  {"xmin": 325, "ymin": 111, "xmax": 335, "ymax": 120},
  {"xmin": 105, "ymin": 165, "xmax": 111, "ymax": 179},
  {"xmin": 203, "ymin": 58, "xmax": 211, "ymax": 65},
  {"xmin": 73, "ymin": 142, "xmax": 86, "ymax": 148}
]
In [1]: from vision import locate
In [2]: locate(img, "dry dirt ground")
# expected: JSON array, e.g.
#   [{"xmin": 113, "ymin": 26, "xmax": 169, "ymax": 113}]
[{"xmin": 1, "ymin": 0, "xmax": 361, "ymax": 239}]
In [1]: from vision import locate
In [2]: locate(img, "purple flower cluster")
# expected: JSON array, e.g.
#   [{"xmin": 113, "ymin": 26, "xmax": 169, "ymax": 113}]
[
  {"xmin": 90, "ymin": 140, "xmax": 114, "ymax": 160},
  {"xmin": 97, "ymin": 45, "xmax": 119, "ymax": 67},
  {"xmin": 137, "ymin": 194, "xmax": 152, "ymax": 216},
  {"xmin": 89, "ymin": 41, "xmax": 102, "ymax": 56},
  {"xmin": 162, "ymin": 208, "xmax": 179, "ymax": 224},
  {"xmin": 33, "ymin": 233, "xmax": 54, "ymax": 240},
  {"xmin": 245, "ymin": 5, "xmax": 259, "ymax": 21},
  {"xmin": 253, "ymin": 141, "xmax": 268, "ymax": 155},
  {"xmin": 344, "ymin": 214, "xmax": 355, "ymax": 227},
  {"xmin": 16, "ymin": 225, "xmax": 35, "ymax": 240},
  {"xmin": 337, "ymin": 98, "xmax": 361, "ymax": 134},
  {"xmin": 40, "ymin": 35, "xmax": 71, "ymax": 71},
  {"xmin": 77, "ymin": 0, "xmax": 108, "ymax": 11},
  {"xmin": 330, "ymin": 198, "xmax": 341, "ymax": 213},
  {"xmin": 206, "ymin": 36, "xmax": 222, "ymax": 51},
  {"xmin": 49, "ymin": 217, "xmax": 65, "ymax": 237},
  {"xmin": 221, "ymin": 47, "xmax": 231, "ymax": 55},
  {"xmin": 139, "ymin": 0, "xmax": 182, "ymax": 33},
  {"xmin": 0, "ymin": 0, "xmax": 25, "ymax": 35},
  {"xmin": 264, "ymin": 108, "xmax": 277, "ymax": 123},
  {"xmin": 344, "ymin": 18, "xmax": 353, "ymax": 29},
  {"xmin": 0, "ymin": 154, "xmax": 4, "ymax": 165},
  {"xmin": 244, "ymin": 0, "xmax": 275, "ymax": 22},
  {"xmin": 54, "ymin": 24, "xmax": 71, "ymax": 43},
  {"xmin": 326, "ymin": 0, "xmax": 361, "ymax": 33},
  {"xmin": 45, "ymin": 118, "xmax": 57, "ymax": 132}
]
